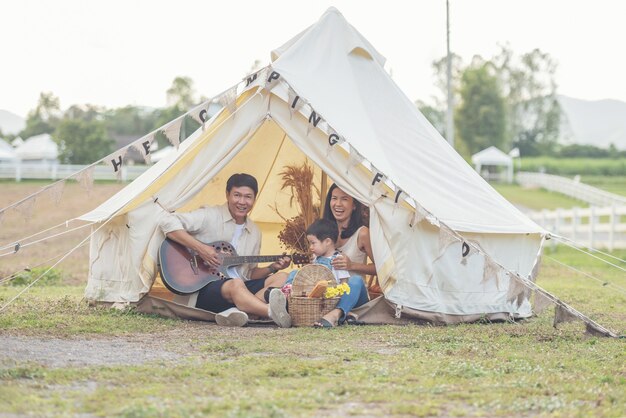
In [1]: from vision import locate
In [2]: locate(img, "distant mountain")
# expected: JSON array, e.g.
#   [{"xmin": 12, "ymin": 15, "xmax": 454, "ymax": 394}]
[
  {"xmin": 558, "ymin": 95, "xmax": 626, "ymax": 149},
  {"xmin": 0, "ymin": 110, "xmax": 26, "ymax": 136}
]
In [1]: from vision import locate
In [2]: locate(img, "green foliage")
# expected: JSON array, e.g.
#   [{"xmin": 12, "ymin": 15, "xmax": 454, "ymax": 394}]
[
  {"xmin": 455, "ymin": 60, "xmax": 506, "ymax": 154},
  {"xmin": 54, "ymin": 118, "xmax": 114, "ymax": 164},
  {"xmin": 103, "ymin": 106, "xmax": 158, "ymax": 137},
  {"xmin": 10, "ymin": 267, "xmax": 63, "ymax": 286},
  {"xmin": 492, "ymin": 183, "xmax": 587, "ymax": 210},
  {"xmin": 520, "ymin": 157, "xmax": 626, "ymax": 176},
  {"xmin": 19, "ymin": 92, "xmax": 61, "ymax": 139}
]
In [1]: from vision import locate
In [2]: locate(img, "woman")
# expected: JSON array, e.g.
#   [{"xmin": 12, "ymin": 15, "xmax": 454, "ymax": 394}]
[{"xmin": 315, "ymin": 183, "xmax": 377, "ymax": 327}]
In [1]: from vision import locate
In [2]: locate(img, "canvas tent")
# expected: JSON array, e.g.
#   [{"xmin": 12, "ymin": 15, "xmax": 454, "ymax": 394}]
[
  {"xmin": 0, "ymin": 138, "xmax": 17, "ymax": 162},
  {"xmin": 15, "ymin": 133, "xmax": 58, "ymax": 163},
  {"xmin": 77, "ymin": 8, "xmax": 546, "ymax": 324},
  {"xmin": 472, "ymin": 146, "xmax": 514, "ymax": 183}
]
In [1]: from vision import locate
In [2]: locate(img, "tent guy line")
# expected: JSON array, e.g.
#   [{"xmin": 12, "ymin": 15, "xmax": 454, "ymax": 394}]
[{"xmin": 545, "ymin": 255, "xmax": 626, "ymax": 297}]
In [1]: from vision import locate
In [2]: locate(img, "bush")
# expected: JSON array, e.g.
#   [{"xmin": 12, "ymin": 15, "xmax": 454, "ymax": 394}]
[
  {"xmin": 10, "ymin": 267, "xmax": 63, "ymax": 286},
  {"xmin": 519, "ymin": 157, "xmax": 626, "ymax": 176}
]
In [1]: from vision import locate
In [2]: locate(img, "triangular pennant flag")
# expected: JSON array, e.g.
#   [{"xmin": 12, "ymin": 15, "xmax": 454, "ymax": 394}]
[
  {"xmin": 369, "ymin": 170, "xmax": 387, "ymax": 197},
  {"xmin": 75, "ymin": 166, "xmax": 95, "ymax": 193},
  {"xmin": 263, "ymin": 69, "xmax": 280, "ymax": 92},
  {"xmin": 506, "ymin": 275, "xmax": 528, "ymax": 307},
  {"xmin": 392, "ymin": 184, "xmax": 404, "ymax": 213},
  {"xmin": 47, "ymin": 181, "xmax": 65, "ymax": 205},
  {"xmin": 346, "ymin": 145, "xmax": 364, "ymax": 174},
  {"xmin": 529, "ymin": 257, "xmax": 541, "ymax": 282},
  {"xmin": 532, "ymin": 290, "xmax": 553, "ymax": 315},
  {"xmin": 306, "ymin": 109, "xmax": 323, "ymax": 136},
  {"xmin": 585, "ymin": 322, "xmax": 614, "ymax": 338},
  {"xmin": 132, "ymin": 133, "xmax": 155, "ymax": 164},
  {"xmin": 243, "ymin": 67, "xmax": 268, "ymax": 89},
  {"xmin": 460, "ymin": 241, "xmax": 480, "ymax": 266},
  {"xmin": 163, "ymin": 118, "xmax": 183, "ymax": 149},
  {"xmin": 189, "ymin": 100, "xmax": 210, "ymax": 125},
  {"xmin": 553, "ymin": 305, "xmax": 579, "ymax": 327},
  {"xmin": 481, "ymin": 256, "xmax": 501, "ymax": 287},
  {"xmin": 287, "ymin": 88, "xmax": 305, "ymax": 119},
  {"xmin": 105, "ymin": 148, "xmax": 128, "ymax": 180},
  {"xmin": 14, "ymin": 196, "xmax": 36, "ymax": 220},
  {"xmin": 325, "ymin": 126, "xmax": 344, "ymax": 156},
  {"xmin": 437, "ymin": 226, "xmax": 459, "ymax": 255},
  {"xmin": 409, "ymin": 200, "xmax": 428, "ymax": 227},
  {"xmin": 218, "ymin": 86, "xmax": 238, "ymax": 116}
]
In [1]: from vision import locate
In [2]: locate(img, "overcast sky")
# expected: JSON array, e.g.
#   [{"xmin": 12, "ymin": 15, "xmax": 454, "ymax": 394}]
[{"xmin": 2, "ymin": 0, "xmax": 625, "ymax": 117}]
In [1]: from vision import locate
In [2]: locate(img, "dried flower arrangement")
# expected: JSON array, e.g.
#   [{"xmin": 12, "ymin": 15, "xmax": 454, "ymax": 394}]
[{"xmin": 272, "ymin": 162, "xmax": 321, "ymax": 254}]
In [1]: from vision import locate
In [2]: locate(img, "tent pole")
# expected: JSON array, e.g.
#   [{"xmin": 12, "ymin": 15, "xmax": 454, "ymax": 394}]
[{"xmin": 320, "ymin": 171, "xmax": 328, "ymax": 214}]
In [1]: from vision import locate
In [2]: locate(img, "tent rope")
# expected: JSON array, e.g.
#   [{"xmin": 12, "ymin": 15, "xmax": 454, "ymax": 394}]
[
  {"xmin": 0, "ymin": 222, "xmax": 94, "ymax": 258},
  {"xmin": 545, "ymin": 255, "xmax": 626, "ymax": 297},
  {"xmin": 551, "ymin": 236, "xmax": 626, "ymax": 274},
  {"xmin": 0, "ymin": 218, "xmax": 112, "ymax": 313},
  {"xmin": 0, "ymin": 241, "xmax": 89, "ymax": 286},
  {"xmin": 552, "ymin": 234, "xmax": 626, "ymax": 264},
  {"xmin": 0, "ymin": 219, "xmax": 79, "ymax": 251}
]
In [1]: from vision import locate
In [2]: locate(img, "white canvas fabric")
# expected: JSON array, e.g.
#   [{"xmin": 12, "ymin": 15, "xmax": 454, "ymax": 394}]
[{"xmin": 78, "ymin": 7, "xmax": 545, "ymax": 321}]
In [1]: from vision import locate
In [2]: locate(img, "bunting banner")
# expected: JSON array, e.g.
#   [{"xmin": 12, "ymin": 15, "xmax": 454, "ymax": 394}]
[
  {"xmin": 553, "ymin": 304, "xmax": 580, "ymax": 327},
  {"xmin": 481, "ymin": 256, "xmax": 501, "ymax": 288},
  {"xmin": 325, "ymin": 127, "xmax": 344, "ymax": 157},
  {"xmin": 75, "ymin": 166, "xmax": 95, "ymax": 193},
  {"xmin": 163, "ymin": 118, "xmax": 183, "ymax": 149},
  {"xmin": 243, "ymin": 67, "xmax": 268, "ymax": 90},
  {"xmin": 263, "ymin": 70, "xmax": 281, "ymax": 92},
  {"xmin": 48, "ymin": 181, "xmax": 65, "ymax": 205},
  {"xmin": 437, "ymin": 226, "xmax": 459, "ymax": 255},
  {"xmin": 529, "ymin": 256, "xmax": 541, "ymax": 281},
  {"xmin": 188, "ymin": 100, "xmax": 212, "ymax": 130},
  {"xmin": 460, "ymin": 240, "xmax": 480, "ymax": 266},
  {"xmin": 14, "ymin": 196, "xmax": 37, "ymax": 220},
  {"xmin": 532, "ymin": 290, "xmax": 553, "ymax": 315},
  {"xmin": 369, "ymin": 170, "xmax": 387, "ymax": 198},
  {"xmin": 585, "ymin": 322, "xmax": 613, "ymax": 338},
  {"xmin": 306, "ymin": 109, "xmax": 323, "ymax": 136},
  {"xmin": 105, "ymin": 148, "xmax": 129, "ymax": 180},
  {"xmin": 392, "ymin": 184, "xmax": 404, "ymax": 213},
  {"xmin": 132, "ymin": 133, "xmax": 155, "ymax": 164},
  {"xmin": 346, "ymin": 145, "xmax": 364, "ymax": 174},
  {"xmin": 506, "ymin": 274, "xmax": 528, "ymax": 307},
  {"xmin": 219, "ymin": 86, "xmax": 238, "ymax": 115},
  {"xmin": 288, "ymin": 87, "xmax": 305, "ymax": 119}
]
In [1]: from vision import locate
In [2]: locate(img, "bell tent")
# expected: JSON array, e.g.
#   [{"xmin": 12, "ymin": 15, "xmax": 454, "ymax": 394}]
[{"xmin": 77, "ymin": 8, "xmax": 548, "ymax": 324}]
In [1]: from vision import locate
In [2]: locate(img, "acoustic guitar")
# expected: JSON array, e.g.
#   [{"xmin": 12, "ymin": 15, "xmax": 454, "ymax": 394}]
[{"xmin": 158, "ymin": 238, "xmax": 308, "ymax": 295}]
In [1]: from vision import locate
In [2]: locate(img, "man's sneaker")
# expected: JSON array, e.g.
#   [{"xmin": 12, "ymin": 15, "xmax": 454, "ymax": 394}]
[
  {"xmin": 215, "ymin": 307, "xmax": 249, "ymax": 327},
  {"xmin": 268, "ymin": 288, "xmax": 291, "ymax": 328}
]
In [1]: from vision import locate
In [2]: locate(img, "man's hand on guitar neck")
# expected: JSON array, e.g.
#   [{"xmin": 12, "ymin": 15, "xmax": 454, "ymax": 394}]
[{"xmin": 272, "ymin": 255, "xmax": 292, "ymax": 272}]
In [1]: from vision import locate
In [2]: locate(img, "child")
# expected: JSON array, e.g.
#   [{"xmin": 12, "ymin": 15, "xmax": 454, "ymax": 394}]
[{"xmin": 285, "ymin": 219, "xmax": 350, "ymax": 285}]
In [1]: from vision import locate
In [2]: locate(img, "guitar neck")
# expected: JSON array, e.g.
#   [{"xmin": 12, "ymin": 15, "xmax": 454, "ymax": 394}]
[{"xmin": 221, "ymin": 255, "xmax": 283, "ymax": 266}]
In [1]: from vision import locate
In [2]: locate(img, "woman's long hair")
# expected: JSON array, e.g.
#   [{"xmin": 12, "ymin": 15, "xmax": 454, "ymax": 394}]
[{"xmin": 322, "ymin": 183, "xmax": 365, "ymax": 239}]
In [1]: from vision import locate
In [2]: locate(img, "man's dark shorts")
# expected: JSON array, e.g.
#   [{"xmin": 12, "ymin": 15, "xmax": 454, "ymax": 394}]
[{"xmin": 196, "ymin": 277, "xmax": 267, "ymax": 313}]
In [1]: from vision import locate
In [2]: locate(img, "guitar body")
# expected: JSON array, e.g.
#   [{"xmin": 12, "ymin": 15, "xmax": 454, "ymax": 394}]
[
  {"xmin": 158, "ymin": 239, "xmax": 236, "ymax": 295},
  {"xmin": 158, "ymin": 238, "xmax": 309, "ymax": 295}
]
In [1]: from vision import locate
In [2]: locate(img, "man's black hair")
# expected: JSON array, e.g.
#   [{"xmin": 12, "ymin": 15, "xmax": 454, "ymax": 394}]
[
  {"xmin": 226, "ymin": 173, "xmax": 258, "ymax": 196},
  {"xmin": 306, "ymin": 219, "xmax": 339, "ymax": 244},
  {"xmin": 322, "ymin": 183, "xmax": 365, "ymax": 239}
]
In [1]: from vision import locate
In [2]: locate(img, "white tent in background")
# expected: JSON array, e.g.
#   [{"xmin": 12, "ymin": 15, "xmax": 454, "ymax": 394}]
[
  {"xmin": 11, "ymin": 136, "xmax": 24, "ymax": 147},
  {"xmin": 472, "ymin": 146, "xmax": 514, "ymax": 183},
  {"xmin": 15, "ymin": 133, "xmax": 58, "ymax": 163},
  {"xmin": 77, "ymin": 8, "xmax": 546, "ymax": 324},
  {"xmin": 0, "ymin": 138, "xmax": 17, "ymax": 162}
]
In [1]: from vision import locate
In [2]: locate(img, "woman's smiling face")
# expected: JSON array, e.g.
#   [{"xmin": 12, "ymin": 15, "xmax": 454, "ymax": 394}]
[{"xmin": 329, "ymin": 187, "xmax": 355, "ymax": 224}]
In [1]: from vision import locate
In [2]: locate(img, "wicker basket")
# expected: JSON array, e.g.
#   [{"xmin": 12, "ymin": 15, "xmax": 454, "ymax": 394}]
[{"xmin": 288, "ymin": 264, "xmax": 339, "ymax": 327}]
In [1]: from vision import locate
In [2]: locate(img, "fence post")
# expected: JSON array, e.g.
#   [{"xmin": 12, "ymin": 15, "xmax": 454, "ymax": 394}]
[
  {"xmin": 608, "ymin": 205, "xmax": 616, "ymax": 252},
  {"xmin": 15, "ymin": 160, "xmax": 21, "ymax": 182},
  {"xmin": 572, "ymin": 207, "xmax": 579, "ymax": 242},
  {"xmin": 589, "ymin": 206, "xmax": 596, "ymax": 248}
]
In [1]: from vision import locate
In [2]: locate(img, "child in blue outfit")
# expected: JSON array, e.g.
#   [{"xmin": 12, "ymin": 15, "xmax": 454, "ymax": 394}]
[{"xmin": 285, "ymin": 219, "xmax": 351, "ymax": 285}]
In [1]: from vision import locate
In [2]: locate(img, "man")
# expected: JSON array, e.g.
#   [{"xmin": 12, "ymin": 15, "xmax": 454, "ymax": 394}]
[{"xmin": 159, "ymin": 173, "xmax": 291, "ymax": 327}]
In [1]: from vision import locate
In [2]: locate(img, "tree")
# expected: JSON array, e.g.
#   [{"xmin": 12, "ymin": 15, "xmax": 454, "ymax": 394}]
[
  {"xmin": 455, "ymin": 59, "xmax": 507, "ymax": 156},
  {"xmin": 493, "ymin": 46, "xmax": 562, "ymax": 155},
  {"xmin": 54, "ymin": 118, "xmax": 114, "ymax": 164},
  {"xmin": 416, "ymin": 100, "xmax": 445, "ymax": 136},
  {"xmin": 19, "ymin": 92, "xmax": 61, "ymax": 139},
  {"xmin": 166, "ymin": 76, "xmax": 195, "ymax": 110}
]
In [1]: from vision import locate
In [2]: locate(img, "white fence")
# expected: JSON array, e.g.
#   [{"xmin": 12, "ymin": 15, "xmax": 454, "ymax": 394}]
[
  {"xmin": 0, "ymin": 162, "xmax": 148, "ymax": 182},
  {"xmin": 528, "ymin": 205, "xmax": 626, "ymax": 250},
  {"xmin": 517, "ymin": 171, "xmax": 626, "ymax": 207}
]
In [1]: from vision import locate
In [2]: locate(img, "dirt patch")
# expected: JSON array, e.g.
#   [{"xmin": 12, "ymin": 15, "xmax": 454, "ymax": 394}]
[{"xmin": 0, "ymin": 335, "xmax": 182, "ymax": 368}]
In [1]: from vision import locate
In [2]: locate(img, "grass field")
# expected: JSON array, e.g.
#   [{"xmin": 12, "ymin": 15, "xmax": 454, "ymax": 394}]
[
  {"xmin": 520, "ymin": 157, "xmax": 626, "ymax": 177},
  {"xmin": 491, "ymin": 184, "xmax": 586, "ymax": 211},
  {"xmin": 1, "ymin": 182, "xmax": 625, "ymax": 416}
]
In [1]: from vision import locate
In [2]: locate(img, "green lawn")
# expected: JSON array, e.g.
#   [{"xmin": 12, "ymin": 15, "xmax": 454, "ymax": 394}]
[
  {"xmin": 1, "ymin": 245, "xmax": 624, "ymax": 417},
  {"xmin": 492, "ymin": 183, "xmax": 587, "ymax": 211},
  {"xmin": 579, "ymin": 176, "xmax": 626, "ymax": 197}
]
